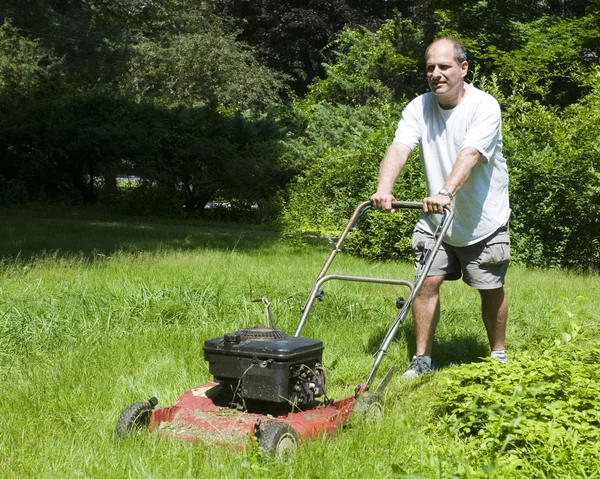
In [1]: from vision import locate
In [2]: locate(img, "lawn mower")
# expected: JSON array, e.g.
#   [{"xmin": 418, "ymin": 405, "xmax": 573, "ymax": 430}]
[{"xmin": 114, "ymin": 200, "xmax": 453, "ymax": 455}]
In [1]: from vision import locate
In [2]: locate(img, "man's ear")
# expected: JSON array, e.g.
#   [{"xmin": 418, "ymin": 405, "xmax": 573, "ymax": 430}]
[{"xmin": 460, "ymin": 61, "xmax": 469, "ymax": 78}]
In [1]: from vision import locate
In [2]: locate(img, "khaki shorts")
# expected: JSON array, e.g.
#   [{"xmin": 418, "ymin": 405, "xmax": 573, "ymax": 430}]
[{"xmin": 410, "ymin": 223, "xmax": 510, "ymax": 290}]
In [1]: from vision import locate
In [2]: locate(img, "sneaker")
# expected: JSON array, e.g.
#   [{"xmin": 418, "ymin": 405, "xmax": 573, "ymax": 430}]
[
  {"xmin": 402, "ymin": 355, "xmax": 434, "ymax": 378},
  {"xmin": 490, "ymin": 350, "xmax": 508, "ymax": 363}
]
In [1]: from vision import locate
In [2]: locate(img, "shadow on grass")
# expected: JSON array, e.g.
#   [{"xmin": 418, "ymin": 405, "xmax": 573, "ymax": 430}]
[
  {"xmin": 364, "ymin": 322, "xmax": 489, "ymax": 370},
  {"xmin": 363, "ymin": 319, "xmax": 414, "ymax": 357},
  {"xmin": 0, "ymin": 213, "xmax": 280, "ymax": 262},
  {"xmin": 431, "ymin": 336, "xmax": 489, "ymax": 369}
]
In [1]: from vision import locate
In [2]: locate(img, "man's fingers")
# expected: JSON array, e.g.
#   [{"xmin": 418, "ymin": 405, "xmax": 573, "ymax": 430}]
[
  {"xmin": 423, "ymin": 194, "xmax": 448, "ymax": 215},
  {"xmin": 371, "ymin": 194, "xmax": 396, "ymax": 212}
]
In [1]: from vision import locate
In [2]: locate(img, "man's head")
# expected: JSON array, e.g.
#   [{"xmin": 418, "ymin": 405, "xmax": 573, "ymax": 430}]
[
  {"xmin": 425, "ymin": 38, "xmax": 469, "ymax": 108},
  {"xmin": 425, "ymin": 38, "xmax": 468, "ymax": 64}
]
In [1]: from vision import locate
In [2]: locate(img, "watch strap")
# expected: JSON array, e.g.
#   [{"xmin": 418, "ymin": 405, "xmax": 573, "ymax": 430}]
[{"xmin": 438, "ymin": 188, "xmax": 454, "ymax": 199}]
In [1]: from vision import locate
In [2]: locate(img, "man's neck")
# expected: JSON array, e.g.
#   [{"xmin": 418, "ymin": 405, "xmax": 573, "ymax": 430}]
[{"xmin": 437, "ymin": 83, "xmax": 468, "ymax": 110}]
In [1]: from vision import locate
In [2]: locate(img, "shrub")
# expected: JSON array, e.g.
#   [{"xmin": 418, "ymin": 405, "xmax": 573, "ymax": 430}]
[
  {"xmin": 498, "ymin": 78, "xmax": 600, "ymax": 271},
  {"xmin": 431, "ymin": 325, "xmax": 600, "ymax": 478},
  {"xmin": 282, "ymin": 98, "xmax": 430, "ymax": 261}
]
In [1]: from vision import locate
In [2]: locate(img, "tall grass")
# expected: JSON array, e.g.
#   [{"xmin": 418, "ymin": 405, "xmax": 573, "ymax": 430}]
[{"xmin": 1, "ymin": 209, "xmax": 598, "ymax": 478}]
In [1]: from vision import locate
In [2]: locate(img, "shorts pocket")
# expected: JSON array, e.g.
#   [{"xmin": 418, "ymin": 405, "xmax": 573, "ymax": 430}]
[
  {"xmin": 410, "ymin": 228, "xmax": 434, "ymax": 254},
  {"xmin": 479, "ymin": 239, "xmax": 511, "ymax": 266}
]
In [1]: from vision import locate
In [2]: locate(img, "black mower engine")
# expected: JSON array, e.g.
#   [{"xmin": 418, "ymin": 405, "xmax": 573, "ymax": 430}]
[{"xmin": 203, "ymin": 327, "xmax": 327, "ymax": 407}]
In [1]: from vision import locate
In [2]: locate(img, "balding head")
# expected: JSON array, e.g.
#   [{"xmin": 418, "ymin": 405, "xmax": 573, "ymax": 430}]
[{"xmin": 426, "ymin": 38, "xmax": 467, "ymax": 65}]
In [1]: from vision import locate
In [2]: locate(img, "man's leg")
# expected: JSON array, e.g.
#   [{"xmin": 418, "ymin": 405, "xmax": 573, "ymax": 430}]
[
  {"xmin": 412, "ymin": 275, "xmax": 445, "ymax": 357},
  {"xmin": 405, "ymin": 226, "xmax": 456, "ymax": 377},
  {"xmin": 479, "ymin": 286, "xmax": 508, "ymax": 351}
]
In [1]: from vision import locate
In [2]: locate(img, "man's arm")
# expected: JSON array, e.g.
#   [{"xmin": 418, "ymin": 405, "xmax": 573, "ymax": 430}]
[
  {"xmin": 422, "ymin": 146, "xmax": 481, "ymax": 214},
  {"xmin": 371, "ymin": 142, "xmax": 413, "ymax": 212}
]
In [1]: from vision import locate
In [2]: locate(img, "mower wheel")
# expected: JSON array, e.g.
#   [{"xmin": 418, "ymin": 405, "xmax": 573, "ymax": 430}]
[
  {"xmin": 352, "ymin": 392, "xmax": 384, "ymax": 421},
  {"xmin": 114, "ymin": 397, "xmax": 158, "ymax": 441},
  {"xmin": 257, "ymin": 422, "xmax": 298, "ymax": 457}
]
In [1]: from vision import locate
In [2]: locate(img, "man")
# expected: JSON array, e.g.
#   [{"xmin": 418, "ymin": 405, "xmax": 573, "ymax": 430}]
[{"xmin": 371, "ymin": 38, "xmax": 510, "ymax": 378}]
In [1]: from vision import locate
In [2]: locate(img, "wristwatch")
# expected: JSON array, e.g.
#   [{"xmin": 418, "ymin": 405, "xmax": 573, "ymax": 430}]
[{"xmin": 438, "ymin": 188, "xmax": 454, "ymax": 200}]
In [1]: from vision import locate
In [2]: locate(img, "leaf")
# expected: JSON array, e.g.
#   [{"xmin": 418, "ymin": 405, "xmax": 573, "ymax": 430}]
[{"xmin": 391, "ymin": 463, "xmax": 407, "ymax": 474}]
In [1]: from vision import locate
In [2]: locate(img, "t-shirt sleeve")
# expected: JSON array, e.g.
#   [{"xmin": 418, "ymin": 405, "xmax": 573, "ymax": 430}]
[
  {"xmin": 462, "ymin": 95, "xmax": 502, "ymax": 163},
  {"xmin": 392, "ymin": 99, "xmax": 421, "ymax": 150}
]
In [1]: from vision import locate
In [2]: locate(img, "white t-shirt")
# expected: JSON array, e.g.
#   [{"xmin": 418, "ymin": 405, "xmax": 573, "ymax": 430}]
[{"xmin": 393, "ymin": 84, "xmax": 510, "ymax": 246}]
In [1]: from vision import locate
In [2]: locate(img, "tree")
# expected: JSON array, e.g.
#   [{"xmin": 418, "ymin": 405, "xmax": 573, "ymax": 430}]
[
  {"xmin": 0, "ymin": 0, "xmax": 191, "ymax": 86},
  {"xmin": 306, "ymin": 14, "xmax": 424, "ymax": 105},
  {"xmin": 133, "ymin": 103, "xmax": 290, "ymax": 214},
  {"xmin": 0, "ymin": 1, "xmax": 292, "ymax": 211},
  {"xmin": 209, "ymin": 0, "xmax": 412, "ymax": 94},
  {"xmin": 121, "ymin": 28, "xmax": 286, "ymax": 110},
  {"xmin": 0, "ymin": 21, "xmax": 64, "ymax": 201},
  {"xmin": 427, "ymin": 1, "xmax": 600, "ymax": 105}
]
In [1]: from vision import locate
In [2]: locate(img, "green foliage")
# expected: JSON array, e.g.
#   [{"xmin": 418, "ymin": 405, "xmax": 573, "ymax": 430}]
[
  {"xmin": 122, "ymin": 29, "xmax": 286, "ymax": 110},
  {"xmin": 0, "ymin": 89, "xmax": 141, "ymax": 203},
  {"xmin": 483, "ymin": 14, "xmax": 600, "ymax": 105},
  {"xmin": 0, "ymin": 2, "xmax": 290, "ymax": 217},
  {"xmin": 432, "ymin": 325, "xmax": 600, "ymax": 477},
  {"xmin": 1, "ymin": 0, "xmax": 210, "ymax": 86},
  {"xmin": 282, "ymin": 17, "xmax": 426, "ymax": 261},
  {"xmin": 281, "ymin": 108, "xmax": 425, "ymax": 261},
  {"xmin": 0, "ymin": 87, "xmax": 291, "ymax": 214},
  {"xmin": 282, "ymin": 103, "xmax": 396, "ymax": 228},
  {"xmin": 0, "ymin": 22, "xmax": 63, "ymax": 201},
  {"xmin": 495, "ymin": 72, "xmax": 600, "ymax": 270},
  {"xmin": 307, "ymin": 15, "xmax": 424, "ymax": 105},
  {"xmin": 428, "ymin": 1, "xmax": 600, "ymax": 105},
  {"xmin": 0, "ymin": 22, "xmax": 58, "ymax": 94},
  {"xmin": 208, "ymin": 0, "xmax": 411, "ymax": 94},
  {"xmin": 133, "ymin": 104, "xmax": 291, "ymax": 215}
]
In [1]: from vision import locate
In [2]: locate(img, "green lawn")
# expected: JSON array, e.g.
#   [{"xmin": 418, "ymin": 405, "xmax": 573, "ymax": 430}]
[{"xmin": 1, "ymin": 209, "xmax": 598, "ymax": 478}]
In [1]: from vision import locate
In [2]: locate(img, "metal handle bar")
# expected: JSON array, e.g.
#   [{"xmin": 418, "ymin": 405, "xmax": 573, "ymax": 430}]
[
  {"xmin": 364, "ymin": 204, "xmax": 454, "ymax": 389},
  {"xmin": 391, "ymin": 201, "xmax": 424, "ymax": 209},
  {"xmin": 294, "ymin": 275, "xmax": 414, "ymax": 337},
  {"xmin": 293, "ymin": 199, "xmax": 454, "ymax": 392},
  {"xmin": 300, "ymin": 200, "xmax": 423, "ymax": 315}
]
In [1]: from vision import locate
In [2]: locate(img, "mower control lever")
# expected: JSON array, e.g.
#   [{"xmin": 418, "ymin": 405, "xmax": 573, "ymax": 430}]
[{"xmin": 252, "ymin": 297, "xmax": 276, "ymax": 328}]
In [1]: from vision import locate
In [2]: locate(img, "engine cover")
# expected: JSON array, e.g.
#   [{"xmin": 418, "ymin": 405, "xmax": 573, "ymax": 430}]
[{"xmin": 203, "ymin": 327, "xmax": 325, "ymax": 405}]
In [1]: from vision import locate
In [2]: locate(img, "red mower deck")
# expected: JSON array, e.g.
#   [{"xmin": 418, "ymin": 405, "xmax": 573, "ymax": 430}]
[{"xmin": 149, "ymin": 381, "xmax": 358, "ymax": 448}]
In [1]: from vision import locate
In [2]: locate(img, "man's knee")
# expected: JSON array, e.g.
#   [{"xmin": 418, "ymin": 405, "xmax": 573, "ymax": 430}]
[
  {"xmin": 478, "ymin": 286, "xmax": 505, "ymax": 300},
  {"xmin": 478, "ymin": 287, "xmax": 507, "ymax": 310},
  {"xmin": 417, "ymin": 275, "xmax": 445, "ymax": 298}
]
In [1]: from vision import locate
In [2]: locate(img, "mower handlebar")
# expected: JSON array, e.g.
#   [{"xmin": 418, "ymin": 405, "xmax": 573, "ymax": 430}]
[
  {"xmin": 390, "ymin": 200, "xmax": 423, "ymax": 209},
  {"xmin": 353, "ymin": 200, "xmax": 423, "ymax": 212},
  {"xmin": 297, "ymin": 200, "xmax": 453, "ymax": 331}
]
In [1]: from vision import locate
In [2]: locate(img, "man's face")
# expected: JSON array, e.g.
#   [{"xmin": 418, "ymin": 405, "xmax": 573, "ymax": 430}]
[{"xmin": 426, "ymin": 40, "xmax": 468, "ymax": 100}]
